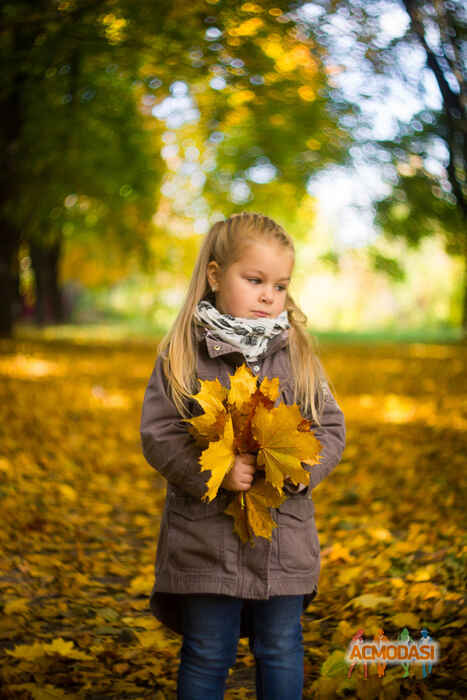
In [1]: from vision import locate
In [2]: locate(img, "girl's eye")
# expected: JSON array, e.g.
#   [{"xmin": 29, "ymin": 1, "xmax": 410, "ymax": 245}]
[{"xmin": 247, "ymin": 278, "xmax": 286, "ymax": 292}]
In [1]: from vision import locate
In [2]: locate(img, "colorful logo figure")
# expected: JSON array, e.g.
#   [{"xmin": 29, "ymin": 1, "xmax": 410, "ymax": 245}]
[
  {"xmin": 345, "ymin": 625, "xmax": 438, "ymax": 679},
  {"xmin": 398, "ymin": 627, "xmax": 413, "ymax": 678},
  {"xmin": 420, "ymin": 628, "xmax": 433, "ymax": 678},
  {"xmin": 374, "ymin": 628, "xmax": 388, "ymax": 678},
  {"xmin": 347, "ymin": 629, "xmax": 367, "ymax": 679}
]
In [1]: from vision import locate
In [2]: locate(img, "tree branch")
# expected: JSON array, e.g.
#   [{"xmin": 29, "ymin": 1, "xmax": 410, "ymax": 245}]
[{"xmin": 401, "ymin": 0, "xmax": 466, "ymax": 218}]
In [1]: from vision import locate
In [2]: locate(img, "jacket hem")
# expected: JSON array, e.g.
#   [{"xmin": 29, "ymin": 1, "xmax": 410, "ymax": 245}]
[{"xmin": 149, "ymin": 580, "xmax": 319, "ymax": 637}]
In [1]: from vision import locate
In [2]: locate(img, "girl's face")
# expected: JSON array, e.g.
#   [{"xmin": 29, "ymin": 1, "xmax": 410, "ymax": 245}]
[{"xmin": 207, "ymin": 240, "xmax": 294, "ymax": 319}]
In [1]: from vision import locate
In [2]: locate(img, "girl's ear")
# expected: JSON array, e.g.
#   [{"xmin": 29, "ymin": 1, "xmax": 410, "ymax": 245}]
[{"xmin": 206, "ymin": 261, "xmax": 220, "ymax": 291}]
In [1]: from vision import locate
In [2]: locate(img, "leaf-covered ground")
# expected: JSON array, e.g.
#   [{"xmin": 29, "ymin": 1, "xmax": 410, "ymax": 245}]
[{"xmin": 0, "ymin": 335, "xmax": 465, "ymax": 699}]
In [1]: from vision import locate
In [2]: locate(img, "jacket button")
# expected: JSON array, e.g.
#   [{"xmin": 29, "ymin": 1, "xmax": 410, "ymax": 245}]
[
  {"xmin": 214, "ymin": 344, "xmax": 221, "ymax": 351},
  {"xmin": 253, "ymin": 364, "xmax": 260, "ymax": 372}
]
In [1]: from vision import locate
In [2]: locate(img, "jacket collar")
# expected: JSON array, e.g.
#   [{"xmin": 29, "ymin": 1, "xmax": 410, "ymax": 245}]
[{"xmin": 194, "ymin": 322, "xmax": 289, "ymax": 363}]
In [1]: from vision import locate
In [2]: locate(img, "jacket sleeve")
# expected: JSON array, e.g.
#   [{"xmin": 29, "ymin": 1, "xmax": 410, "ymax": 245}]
[
  {"xmin": 140, "ymin": 354, "xmax": 210, "ymax": 500},
  {"xmin": 306, "ymin": 381, "xmax": 346, "ymax": 491}
]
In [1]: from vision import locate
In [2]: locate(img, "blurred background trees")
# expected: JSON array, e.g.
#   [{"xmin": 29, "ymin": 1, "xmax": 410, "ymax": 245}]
[
  {"xmin": 309, "ymin": 0, "xmax": 465, "ymax": 329},
  {"xmin": 1, "ymin": 0, "xmax": 465, "ymax": 338}
]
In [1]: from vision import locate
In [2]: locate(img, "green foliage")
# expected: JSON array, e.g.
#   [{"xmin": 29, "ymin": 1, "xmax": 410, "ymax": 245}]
[
  {"xmin": 1, "ymin": 0, "xmax": 352, "ymax": 290},
  {"xmin": 376, "ymin": 171, "xmax": 465, "ymax": 257},
  {"xmin": 304, "ymin": 0, "xmax": 466, "ymax": 319},
  {"xmin": 198, "ymin": 8, "xmax": 351, "ymax": 205},
  {"xmin": 1, "ymin": 0, "xmax": 164, "ymax": 263},
  {"xmin": 366, "ymin": 247, "xmax": 405, "ymax": 282},
  {"xmin": 320, "ymin": 649, "xmax": 348, "ymax": 678},
  {"xmin": 3, "ymin": 0, "xmax": 464, "ymax": 335},
  {"xmin": 318, "ymin": 251, "xmax": 340, "ymax": 272}
]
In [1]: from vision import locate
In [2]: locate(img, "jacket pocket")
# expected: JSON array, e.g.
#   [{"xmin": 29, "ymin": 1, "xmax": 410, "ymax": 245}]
[
  {"xmin": 167, "ymin": 495, "xmax": 226, "ymax": 573},
  {"xmin": 277, "ymin": 497, "xmax": 320, "ymax": 573}
]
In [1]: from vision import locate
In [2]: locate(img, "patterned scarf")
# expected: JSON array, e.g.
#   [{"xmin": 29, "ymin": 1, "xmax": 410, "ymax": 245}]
[{"xmin": 193, "ymin": 299, "xmax": 289, "ymax": 361}]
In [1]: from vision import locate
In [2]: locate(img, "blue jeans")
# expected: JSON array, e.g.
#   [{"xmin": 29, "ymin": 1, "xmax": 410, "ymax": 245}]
[{"xmin": 177, "ymin": 594, "xmax": 304, "ymax": 700}]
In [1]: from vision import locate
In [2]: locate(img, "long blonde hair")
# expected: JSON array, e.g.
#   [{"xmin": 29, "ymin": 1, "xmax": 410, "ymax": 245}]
[{"xmin": 157, "ymin": 212, "xmax": 331, "ymax": 425}]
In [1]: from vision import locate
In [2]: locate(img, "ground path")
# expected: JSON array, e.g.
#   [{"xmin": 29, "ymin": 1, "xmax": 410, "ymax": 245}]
[{"xmin": 0, "ymin": 333, "xmax": 465, "ymax": 698}]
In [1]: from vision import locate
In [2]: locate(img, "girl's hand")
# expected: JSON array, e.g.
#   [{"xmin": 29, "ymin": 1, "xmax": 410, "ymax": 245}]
[{"xmin": 222, "ymin": 453, "xmax": 256, "ymax": 492}]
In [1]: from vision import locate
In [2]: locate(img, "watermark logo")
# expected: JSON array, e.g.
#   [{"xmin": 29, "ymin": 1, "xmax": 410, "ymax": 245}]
[{"xmin": 346, "ymin": 627, "xmax": 438, "ymax": 679}]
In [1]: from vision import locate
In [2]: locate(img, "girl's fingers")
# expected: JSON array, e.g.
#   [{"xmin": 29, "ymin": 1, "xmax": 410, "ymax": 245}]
[{"xmin": 237, "ymin": 474, "xmax": 253, "ymax": 487}]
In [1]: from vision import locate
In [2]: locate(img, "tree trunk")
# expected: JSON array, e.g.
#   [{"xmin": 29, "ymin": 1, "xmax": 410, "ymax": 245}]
[
  {"xmin": 0, "ymin": 62, "xmax": 23, "ymax": 337},
  {"xmin": 0, "ymin": 223, "xmax": 21, "ymax": 337},
  {"xmin": 402, "ymin": 0, "xmax": 466, "ymax": 219},
  {"xmin": 463, "ymin": 242, "xmax": 467, "ymax": 340},
  {"xmin": 402, "ymin": 0, "xmax": 466, "ymax": 337},
  {"xmin": 0, "ymin": 6, "xmax": 42, "ymax": 337},
  {"xmin": 49, "ymin": 239, "xmax": 65, "ymax": 323},
  {"xmin": 27, "ymin": 45, "xmax": 81, "ymax": 327},
  {"xmin": 30, "ymin": 238, "xmax": 64, "ymax": 325}
]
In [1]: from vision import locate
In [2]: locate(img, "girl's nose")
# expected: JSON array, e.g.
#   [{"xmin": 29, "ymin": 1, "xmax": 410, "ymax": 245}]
[{"xmin": 261, "ymin": 288, "xmax": 274, "ymax": 303}]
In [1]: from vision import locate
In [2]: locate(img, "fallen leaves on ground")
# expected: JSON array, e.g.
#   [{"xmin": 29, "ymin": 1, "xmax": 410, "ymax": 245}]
[{"xmin": 0, "ymin": 334, "xmax": 465, "ymax": 698}]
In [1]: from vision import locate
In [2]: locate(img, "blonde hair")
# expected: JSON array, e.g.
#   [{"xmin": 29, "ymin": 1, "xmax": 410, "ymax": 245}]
[{"xmin": 157, "ymin": 212, "xmax": 332, "ymax": 425}]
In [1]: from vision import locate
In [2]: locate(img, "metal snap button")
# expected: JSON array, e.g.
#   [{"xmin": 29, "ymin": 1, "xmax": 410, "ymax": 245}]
[
  {"xmin": 214, "ymin": 344, "xmax": 221, "ymax": 351},
  {"xmin": 253, "ymin": 365, "xmax": 260, "ymax": 372}
]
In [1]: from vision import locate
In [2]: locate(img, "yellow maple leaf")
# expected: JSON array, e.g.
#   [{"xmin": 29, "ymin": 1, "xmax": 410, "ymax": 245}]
[
  {"xmin": 338, "ymin": 566, "xmax": 362, "ymax": 585},
  {"xmin": 224, "ymin": 494, "xmax": 250, "ymax": 544},
  {"xmin": 228, "ymin": 364, "xmax": 258, "ymax": 409},
  {"xmin": 45, "ymin": 638, "xmax": 93, "ymax": 660},
  {"xmin": 259, "ymin": 375, "xmax": 280, "ymax": 402},
  {"xmin": 225, "ymin": 478, "xmax": 287, "ymax": 544},
  {"xmin": 9, "ymin": 684, "xmax": 72, "ymax": 700},
  {"xmin": 187, "ymin": 411, "xmax": 227, "ymax": 446},
  {"xmin": 246, "ymin": 479, "xmax": 287, "ymax": 540},
  {"xmin": 4, "ymin": 598, "xmax": 29, "ymax": 615},
  {"xmin": 128, "ymin": 575, "xmax": 151, "ymax": 596},
  {"xmin": 252, "ymin": 402, "xmax": 320, "ymax": 491},
  {"xmin": 184, "ymin": 377, "xmax": 228, "ymax": 442},
  {"xmin": 352, "ymin": 594, "xmax": 392, "ymax": 609},
  {"xmin": 57, "ymin": 483, "xmax": 77, "ymax": 502},
  {"xmin": 6, "ymin": 641, "xmax": 45, "ymax": 661},
  {"xmin": 327, "ymin": 542, "xmax": 354, "ymax": 562},
  {"xmin": 187, "ymin": 363, "xmax": 322, "ymax": 541},
  {"xmin": 391, "ymin": 612, "xmax": 420, "ymax": 628},
  {"xmin": 6, "ymin": 637, "xmax": 92, "ymax": 661},
  {"xmin": 135, "ymin": 629, "xmax": 168, "ymax": 649},
  {"xmin": 200, "ymin": 413, "xmax": 235, "ymax": 502}
]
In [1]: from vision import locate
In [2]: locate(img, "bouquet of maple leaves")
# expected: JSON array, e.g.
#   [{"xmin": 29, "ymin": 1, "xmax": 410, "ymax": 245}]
[{"xmin": 183, "ymin": 364, "xmax": 322, "ymax": 545}]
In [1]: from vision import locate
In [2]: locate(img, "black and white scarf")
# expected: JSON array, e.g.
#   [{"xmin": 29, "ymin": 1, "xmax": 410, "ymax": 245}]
[{"xmin": 193, "ymin": 299, "xmax": 289, "ymax": 361}]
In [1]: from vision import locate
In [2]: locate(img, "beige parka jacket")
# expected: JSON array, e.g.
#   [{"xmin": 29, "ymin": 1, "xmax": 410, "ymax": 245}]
[{"xmin": 140, "ymin": 324, "xmax": 346, "ymax": 636}]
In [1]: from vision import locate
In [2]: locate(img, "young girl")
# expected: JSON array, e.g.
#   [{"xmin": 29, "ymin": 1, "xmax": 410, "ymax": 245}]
[{"xmin": 140, "ymin": 212, "xmax": 346, "ymax": 699}]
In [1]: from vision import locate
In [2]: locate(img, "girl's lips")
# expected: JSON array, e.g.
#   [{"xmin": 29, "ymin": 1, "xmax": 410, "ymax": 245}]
[{"xmin": 253, "ymin": 311, "xmax": 269, "ymax": 317}]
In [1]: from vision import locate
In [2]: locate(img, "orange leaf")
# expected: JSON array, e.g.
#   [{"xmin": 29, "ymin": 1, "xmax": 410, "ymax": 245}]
[
  {"xmin": 224, "ymin": 493, "xmax": 250, "ymax": 544},
  {"xmin": 225, "ymin": 478, "xmax": 287, "ymax": 544}
]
